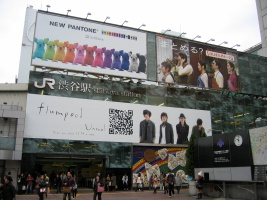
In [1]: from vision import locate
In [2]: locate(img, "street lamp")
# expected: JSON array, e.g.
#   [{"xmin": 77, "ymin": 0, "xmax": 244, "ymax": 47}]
[
  {"xmin": 66, "ymin": 10, "xmax": 71, "ymax": 15},
  {"xmin": 179, "ymin": 32, "xmax": 186, "ymax": 37},
  {"xmin": 206, "ymin": 38, "xmax": 215, "ymax": 43},
  {"xmin": 219, "ymin": 41, "xmax": 228, "ymax": 46},
  {"xmin": 86, "ymin": 13, "xmax": 91, "ymax": 19},
  {"xmin": 104, "ymin": 16, "xmax": 110, "ymax": 23},
  {"xmin": 138, "ymin": 24, "xmax": 146, "ymax": 29},
  {"xmin": 46, "ymin": 5, "xmax": 50, "ymax": 12},
  {"xmin": 163, "ymin": 29, "xmax": 171, "ymax": 34},
  {"xmin": 231, "ymin": 44, "xmax": 241, "ymax": 48},
  {"xmin": 121, "ymin": 20, "xmax": 128, "ymax": 26},
  {"xmin": 192, "ymin": 35, "xmax": 201, "ymax": 40}
]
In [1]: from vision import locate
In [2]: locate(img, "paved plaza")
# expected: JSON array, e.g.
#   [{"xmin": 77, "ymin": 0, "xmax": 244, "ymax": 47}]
[{"xmin": 14, "ymin": 188, "xmax": 237, "ymax": 200}]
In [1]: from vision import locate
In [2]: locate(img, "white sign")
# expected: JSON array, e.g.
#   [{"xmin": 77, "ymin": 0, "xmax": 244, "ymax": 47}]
[
  {"xmin": 24, "ymin": 94, "xmax": 212, "ymax": 143},
  {"xmin": 32, "ymin": 12, "xmax": 147, "ymax": 79}
]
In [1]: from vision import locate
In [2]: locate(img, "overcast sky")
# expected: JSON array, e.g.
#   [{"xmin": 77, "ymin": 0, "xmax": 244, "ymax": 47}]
[{"xmin": 0, "ymin": 0, "xmax": 261, "ymax": 83}]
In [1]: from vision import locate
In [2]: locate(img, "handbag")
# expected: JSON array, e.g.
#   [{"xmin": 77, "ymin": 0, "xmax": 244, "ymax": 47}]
[
  {"xmin": 62, "ymin": 187, "xmax": 72, "ymax": 193},
  {"xmin": 97, "ymin": 185, "xmax": 104, "ymax": 193},
  {"xmin": 196, "ymin": 183, "xmax": 203, "ymax": 189},
  {"xmin": 40, "ymin": 188, "xmax": 46, "ymax": 193},
  {"xmin": 22, "ymin": 185, "xmax": 26, "ymax": 190}
]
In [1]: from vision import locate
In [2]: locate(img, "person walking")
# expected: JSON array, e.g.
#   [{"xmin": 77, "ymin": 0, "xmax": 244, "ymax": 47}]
[
  {"xmin": 55, "ymin": 174, "xmax": 62, "ymax": 193},
  {"xmin": 17, "ymin": 173, "xmax": 26, "ymax": 195},
  {"xmin": 162, "ymin": 173, "xmax": 168, "ymax": 194},
  {"xmin": 167, "ymin": 170, "xmax": 175, "ymax": 198},
  {"xmin": 135, "ymin": 173, "xmax": 143, "ymax": 192},
  {"xmin": 110, "ymin": 174, "xmax": 116, "ymax": 192},
  {"xmin": 175, "ymin": 172, "xmax": 182, "ymax": 194},
  {"xmin": 122, "ymin": 173, "xmax": 128, "ymax": 191},
  {"xmin": 0, "ymin": 175, "xmax": 16, "ymax": 200},
  {"xmin": 36, "ymin": 174, "xmax": 49, "ymax": 200},
  {"xmin": 25, "ymin": 173, "xmax": 34, "ymax": 194},
  {"xmin": 153, "ymin": 175, "xmax": 158, "ymax": 194},
  {"xmin": 93, "ymin": 175, "xmax": 104, "ymax": 200},
  {"xmin": 149, "ymin": 174, "xmax": 154, "ymax": 191},
  {"xmin": 196, "ymin": 171, "xmax": 204, "ymax": 199},
  {"xmin": 62, "ymin": 172, "xmax": 75, "ymax": 200},
  {"xmin": 72, "ymin": 174, "xmax": 78, "ymax": 199}
]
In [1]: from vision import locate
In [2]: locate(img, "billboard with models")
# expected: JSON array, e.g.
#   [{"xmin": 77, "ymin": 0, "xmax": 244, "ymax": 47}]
[{"xmin": 157, "ymin": 36, "xmax": 240, "ymax": 91}]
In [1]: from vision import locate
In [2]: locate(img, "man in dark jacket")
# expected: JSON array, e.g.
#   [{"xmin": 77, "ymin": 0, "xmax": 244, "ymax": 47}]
[
  {"xmin": 62, "ymin": 172, "xmax": 75, "ymax": 200},
  {"xmin": 159, "ymin": 112, "xmax": 174, "ymax": 144},
  {"xmin": 139, "ymin": 110, "xmax": 155, "ymax": 143},
  {"xmin": 0, "ymin": 175, "xmax": 16, "ymax": 200}
]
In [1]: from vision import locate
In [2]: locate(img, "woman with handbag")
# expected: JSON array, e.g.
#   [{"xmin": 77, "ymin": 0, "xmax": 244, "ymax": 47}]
[
  {"xmin": 36, "ymin": 174, "xmax": 48, "ymax": 200},
  {"xmin": 93, "ymin": 175, "xmax": 104, "ymax": 200},
  {"xmin": 196, "ymin": 171, "xmax": 204, "ymax": 199}
]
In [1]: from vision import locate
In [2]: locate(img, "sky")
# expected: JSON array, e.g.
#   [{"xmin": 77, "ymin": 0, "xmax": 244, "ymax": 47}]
[{"xmin": 0, "ymin": 0, "xmax": 261, "ymax": 83}]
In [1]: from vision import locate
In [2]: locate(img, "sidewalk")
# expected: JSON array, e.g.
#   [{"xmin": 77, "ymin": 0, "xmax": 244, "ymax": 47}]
[{"xmin": 14, "ymin": 188, "xmax": 237, "ymax": 200}]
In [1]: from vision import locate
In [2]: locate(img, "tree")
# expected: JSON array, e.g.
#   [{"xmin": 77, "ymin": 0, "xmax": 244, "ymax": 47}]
[{"xmin": 185, "ymin": 132, "xmax": 207, "ymax": 179}]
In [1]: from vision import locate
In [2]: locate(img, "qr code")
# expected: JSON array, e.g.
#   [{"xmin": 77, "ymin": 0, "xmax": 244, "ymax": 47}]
[{"xmin": 109, "ymin": 108, "xmax": 133, "ymax": 135}]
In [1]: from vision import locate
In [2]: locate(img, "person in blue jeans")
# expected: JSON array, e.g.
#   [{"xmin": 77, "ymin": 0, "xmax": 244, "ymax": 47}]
[{"xmin": 26, "ymin": 174, "xmax": 34, "ymax": 194}]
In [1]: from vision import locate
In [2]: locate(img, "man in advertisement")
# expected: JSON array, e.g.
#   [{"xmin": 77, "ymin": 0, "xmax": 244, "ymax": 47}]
[
  {"xmin": 139, "ymin": 110, "xmax": 156, "ymax": 143},
  {"xmin": 159, "ymin": 112, "xmax": 174, "ymax": 144},
  {"xmin": 211, "ymin": 59, "xmax": 224, "ymax": 89},
  {"xmin": 176, "ymin": 52, "xmax": 194, "ymax": 85}
]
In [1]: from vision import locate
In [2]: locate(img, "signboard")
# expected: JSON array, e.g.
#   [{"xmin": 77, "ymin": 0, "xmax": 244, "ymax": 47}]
[
  {"xmin": 249, "ymin": 126, "xmax": 267, "ymax": 165},
  {"xmin": 156, "ymin": 36, "xmax": 240, "ymax": 91},
  {"xmin": 253, "ymin": 165, "xmax": 266, "ymax": 182},
  {"xmin": 32, "ymin": 11, "xmax": 147, "ymax": 80},
  {"xmin": 24, "ymin": 93, "xmax": 211, "ymax": 144}
]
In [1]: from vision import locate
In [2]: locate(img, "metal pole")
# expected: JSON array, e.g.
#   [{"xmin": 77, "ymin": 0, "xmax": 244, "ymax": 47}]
[{"xmin": 223, "ymin": 181, "xmax": 226, "ymax": 198}]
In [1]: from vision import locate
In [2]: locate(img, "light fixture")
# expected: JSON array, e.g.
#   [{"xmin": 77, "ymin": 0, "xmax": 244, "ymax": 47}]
[
  {"xmin": 46, "ymin": 5, "xmax": 50, "ymax": 12},
  {"xmin": 138, "ymin": 24, "xmax": 146, "ymax": 29},
  {"xmin": 63, "ymin": 69, "xmax": 68, "ymax": 73},
  {"xmin": 207, "ymin": 129, "xmax": 224, "ymax": 134},
  {"xmin": 179, "ymin": 32, "xmax": 186, "ymax": 37},
  {"xmin": 42, "ymin": 66, "xmax": 46, "ymax": 70},
  {"xmin": 206, "ymin": 38, "xmax": 215, "ymax": 43},
  {"xmin": 66, "ymin": 10, "xmax": 71, "ymax": 15},
  {"xmin": 163, "ymin": 29, "xmax": 171, "ymax": 34},
  {"xmin": 219, "ymin": 41, "xmax": 228, "ymax": 46},
  {"xmin": 255, "ymin": 117, "xmax": 267, "ymax": 122},
  {"xmin": 231, "ymin": 44, "xmax": 241, "ymax": 48},
  {"xmin": 86, "ymin": 13, "xmax": 91, "ymax": 19},
  {"xmin": 104, "ymin": 16, "xmax": 110, "ymax": 23},
  {"xmin": 121, "ymin": 20, "xmax": 128, "ymax": 26},
  {"xmin": 83, "ymin": 72, "xmax": 88, "ymax": 76},
  {"xmin": 192, "ymin": 35, "xmax": 201, "ymax": 40}
]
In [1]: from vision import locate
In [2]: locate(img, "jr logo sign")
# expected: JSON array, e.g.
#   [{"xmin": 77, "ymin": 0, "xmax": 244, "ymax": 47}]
[{"xmin": 34, "ymin": 78, "xmax": 55, "ymax": 89}]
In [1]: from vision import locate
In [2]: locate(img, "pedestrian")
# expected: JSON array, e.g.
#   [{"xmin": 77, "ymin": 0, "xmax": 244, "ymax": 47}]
[
  {"xmin": 167, "ymin": 170, "xmax": 175, "ymax": 198},
  {"xmin": 135, "ymin": 173, "xmax": 143, "ymax": 192},
  {"xmin": 159, "ymin": 172, "xmax": 163, "ymax": 191},
  {"xmin": 149, "ymin": 174, "xmax": 154, "ymax": 190},
  {"xmin": 55, "ymin": 174, "xmax": 62, "ymax": 193},
  {"xmin": 196, "ymin": 171, "xmax": 204, "ymax": 199},
  {"xmin": 0, "ymin": 175, "xmax": 16, "ymax": 200},
  {"xmin": 93, "ymin": 175, "xmax": 104, "ymax": 200},
  {"xmin": 72, "ymin": 174, "xmax": 78, "ymax": 199},
  {"xmin": 62, "ymin": 172, "xmax": 75, "ymax": 200},
  {"xmin": 110, "ymin": 173, "xmax": 116, "ymax": 192},
  {"xmin": 163, "ymin": 173, "xmax": 168, "ymax": 194},
  {"xmin": 153, "ymin": 175, "xmax": 158, "ymax": 194},
  {"xmin": 175, "ymin": 172, "xmax": 182, "ymax": 194},
  {"xmin": 25, "ymin": 173, "xmax": 34, "ymax": 194},
  {"xmin": 17, "ymin": 173, "xmax": 26, "ymax": 195},
  {"xmin": 122, "ymin": 173, "xmax": 128, "ymax": 191},
  {"xmin": 35, "ymin": 174, "xmax": 49, "ymax": 200}
]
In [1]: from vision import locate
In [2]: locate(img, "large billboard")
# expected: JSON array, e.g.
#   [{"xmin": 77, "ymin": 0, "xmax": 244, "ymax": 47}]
[
  {"xmin": 24, "ymin": 93, "xmax": 211, "ymax": 144},
  {"xmin": 157, "ymin": 36, "xmax": 240, "ymax": 91},
  {"xmin": 32, "ymin": 11, "xmax": 147, "ymax": 79}
]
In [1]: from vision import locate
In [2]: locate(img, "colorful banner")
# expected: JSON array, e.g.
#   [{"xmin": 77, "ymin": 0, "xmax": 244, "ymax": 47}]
[
  {"xmin": 32, "ymin": 11, "xmax": 147, "ymax": 80},
  {"xmin": 157, "ymin": 36, "xmax": 240, "ymax": 91}
]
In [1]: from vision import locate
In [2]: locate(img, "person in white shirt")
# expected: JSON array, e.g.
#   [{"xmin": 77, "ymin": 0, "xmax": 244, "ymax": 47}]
[
  {"xmin": 211, "ymin": 59, "xmax": 224, "ymax": 89},
  {"xmin": 176, "ymin": 52, "xmax": 193, "ymax": 85},
  {"xmin": 197, "ymin": 60, "xmax": 208, "ymax": 88},
  {"xmin": 161, "ymin": 62, "xmax": 174, "ymax": 84},
  {"xmin": 122, "ymin": 174, "xmax": 128, "ymax": 191}
]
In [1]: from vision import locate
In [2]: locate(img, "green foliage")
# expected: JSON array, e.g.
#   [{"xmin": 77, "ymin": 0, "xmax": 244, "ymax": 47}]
[{"xmin": 185, "ymin": 132, "xmax": 207, "ymax": 179}]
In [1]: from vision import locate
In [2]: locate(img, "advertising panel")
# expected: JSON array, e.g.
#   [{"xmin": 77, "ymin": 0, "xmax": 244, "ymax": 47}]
[
  {"xmin": 32, "ymin": 11, "xmax": 147, "ymax": 79},
  {"xmin": 24, "ymin": 93, "xmax": 211, "ymax": 144},
  {"xmin": 249, "ymin": 126, "xmax": 267, "ymax": 165},
  {"xmin": 156, "ymin": 36, "xmax": 240, "ymax": 91},
  {"xmin": 132, "ymin": 146, "xmax": 187, "ymax": 184}
]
